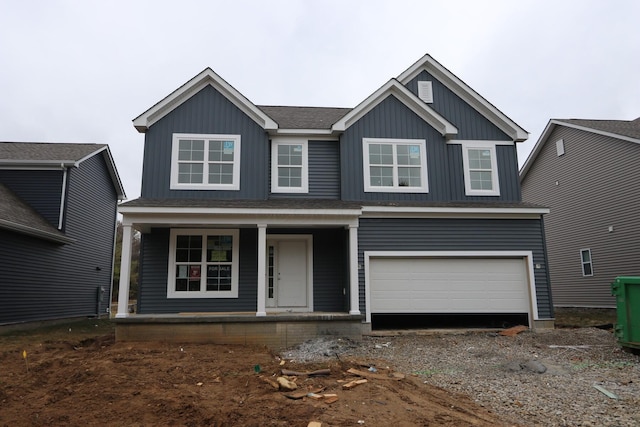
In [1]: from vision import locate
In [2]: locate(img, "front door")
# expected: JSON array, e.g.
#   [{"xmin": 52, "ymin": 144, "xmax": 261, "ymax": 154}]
[{"xmin": 266, "ymin": 236, "xmax": 312, "ymax": 310}]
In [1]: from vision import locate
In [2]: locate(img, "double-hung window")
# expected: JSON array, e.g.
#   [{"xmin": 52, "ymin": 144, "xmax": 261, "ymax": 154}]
[
  {"xmin": 363, "ymin": 138, "xmax": 428, "ymax": 193},
  {"xmin": 170, "ymin": 134, "xmax": 241, "ymax": 190},
  {"xmin": 580, "ymin": 248, "xmax": 593, "ymax": 276},
  {"xmin": 271, "ymin": 139, "xmax": 308, "ymax": 193},
  {"xmin": 167, "ymin": 229, "xmax": 239, "ymax": 298},
  {"xmin": 460, "ymin": 141, "xmax": 501, "ymax": 196}
]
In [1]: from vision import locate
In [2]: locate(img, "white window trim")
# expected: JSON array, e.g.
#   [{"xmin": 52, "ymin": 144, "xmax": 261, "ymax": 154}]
[
  {"xmin": 580, "ymin": 248, "xmax": 594, "ymax": 277},
  {"xmin": 271, "ymin": 138, "xmax": 309, "ymax": 193},
  {"xmin": 459, "ymin": 141, "xmax": 501, "ymax": 196},
  {"xmin": 362, "ymin": 138, "xmax": 428, "ymax": 193},
  {"xmin": 170, "ymin": 133, "xmax": 241, "ymax": 190},
  {"xmin": 167, "ymin": 228, "xmax": 239, "ymax": 298}
]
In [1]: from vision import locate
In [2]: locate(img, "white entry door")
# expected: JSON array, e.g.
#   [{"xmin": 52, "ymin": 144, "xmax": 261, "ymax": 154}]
[{"xmin": 266, "ymin": 236, "xmax": 312, "ymax": 310}]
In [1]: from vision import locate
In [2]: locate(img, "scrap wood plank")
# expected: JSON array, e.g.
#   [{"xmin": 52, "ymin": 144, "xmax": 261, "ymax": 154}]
[
  {"xmin": 342, "ymin": 378, "xmax": 367, "ymax": 389},
  {"xmin": 500, "ymin": 325, "xmax": 528, "ymax": 336},
  {"xmin": 281, "ymin": 368, "xmax": 331, "ymax": 376},
  {"xmin": 346, "ymin": 368, "xmax": 405, "ymax": 380}
]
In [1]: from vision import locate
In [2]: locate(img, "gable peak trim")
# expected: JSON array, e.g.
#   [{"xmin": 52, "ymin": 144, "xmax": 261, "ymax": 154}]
[
  {"xmin": 398, "ymin": 54, "xmax": 528, "ymax": 142},
  {"xmin": 331, "ymin": 79, "xmax": 458, "ymax": 137},
  {"xmin": 133, "ymin": 68, "xmax": 277, "ymax": 133}
]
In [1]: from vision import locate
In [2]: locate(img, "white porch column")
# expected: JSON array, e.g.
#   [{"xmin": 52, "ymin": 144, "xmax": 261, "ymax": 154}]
[
  {"xmin": 256, "ymin": 224, "xmax": 267, "ymax": 316},
  {"xmin": 348, "ymin": 225, "xmax": 361, "ymax": 315},
  {"xmin": 116, "ymin": 223, "xmax": 133, "ymax": 318}
]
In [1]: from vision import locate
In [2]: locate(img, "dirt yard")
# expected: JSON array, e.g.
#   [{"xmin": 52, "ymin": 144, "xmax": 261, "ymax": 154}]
[{"xmin": 0, "ymin": 319, "xmax": 506, "ymax": 427}]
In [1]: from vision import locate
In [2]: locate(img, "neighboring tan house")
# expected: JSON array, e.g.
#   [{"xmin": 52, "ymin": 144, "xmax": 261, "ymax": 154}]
[
  {"xmin": 115, "ymin": 54, "xmax": 553, "ymax": 347},
  {"xmin": 0, "ymin": 142, "xmax": 125, "ymax": 325},
  {"xmin": 520, "ymin": 117, "xmax": 640, "ymax": 307}
]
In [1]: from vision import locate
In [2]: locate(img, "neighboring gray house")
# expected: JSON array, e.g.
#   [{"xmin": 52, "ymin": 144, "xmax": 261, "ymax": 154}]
[
  {"xmin": 0, "ymin": 142, "xmax": 125, "ymax": 325},
  {"xmin": 116, "ymin": 54, "xmax": 553, "ymax": 347},
  {"xmin": 520, "ymin": 117, "xmax": 640, "ymax": 307}
]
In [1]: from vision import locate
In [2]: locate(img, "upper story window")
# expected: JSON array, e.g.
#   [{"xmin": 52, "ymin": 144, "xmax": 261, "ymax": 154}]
[
  {"xmin": 363, "ymin": 138, "xmax": 428, "ymax": 193},
  {"xmin": 271, "ymin": 139, "xmax": 308, "ymax": 193},
  {"xmin": 167, "ymin": 229, "xmax": 239, "ymax": 298},
  {"xmin": 170, "ymin": 134, "xmax": 241, "ymax": 190},
  {"xmin": 580, "ymin": 248, "xmax": 593, "ymax": 276},
  {"xmin": 460, "ymin": 141, "xmax": 500, "ymax": 196}
]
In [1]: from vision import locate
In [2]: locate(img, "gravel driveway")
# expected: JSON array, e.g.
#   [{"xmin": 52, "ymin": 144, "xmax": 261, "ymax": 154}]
[{"xmin": 284, "ymin": 328, "xmax": 640, "ymax": 426}]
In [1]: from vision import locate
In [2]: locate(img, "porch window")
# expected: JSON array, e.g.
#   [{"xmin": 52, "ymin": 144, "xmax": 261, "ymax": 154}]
[
  {"xmin": 580, "ymin": 248, "xmax": 593, "ymax": 276},
  {"xmin": 271, "ymin": 139, "xmax": 308, "ymax": 193},
  {"xmin": 362, "ymin": 138, "xmax": 428, "ymax": 193},
  {"xmin": 167, "ymin": 229, "xmax": 239, "ymax": 298},
  {"xmin": 170, "ymin": 133, "xmax": 241, "ymax": 190}
]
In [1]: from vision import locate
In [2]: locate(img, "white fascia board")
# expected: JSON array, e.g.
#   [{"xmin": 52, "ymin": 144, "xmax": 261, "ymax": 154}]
[
  {"xmin": 76, "ymin": 146, "xmax": 127, "ymax": 200},
  {"xmin": 398, "ymin": 54, "xmax": 528, "ymax": 142},
  {"xmin": 0, "ymin": 160, "xmax": 76, "ymax": 169},
  {"xmin": 361, "ymin": 205, "xmax": 549, "ymax": 218},
  {"xmin": 133, "ymin": 68, "xmax": 277, "ymax": 133},
  {"xmin": 331, "ymin": 79, "xmax": 458, "ymax": 138},
  {"xmin": 271, "ymin": 128, "xmax": 336, "ymax": 136},
  {"xmin": 0, "ymin": 220, "xmax": 74, "ymax": 244},
  {"xmin": 519, "ymin": 119, "xmax": 557, "ymax": 181},
  {"xmin": 119, "ymin": 206, "xmax": 361, "ymax": 216}
]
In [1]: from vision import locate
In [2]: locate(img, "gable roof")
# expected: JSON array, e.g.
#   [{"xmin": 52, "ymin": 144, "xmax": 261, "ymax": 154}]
[
  {"xmin": 331, "ymin": 79, "xmax": 458, "ymax": 138},
  {"xmin": 133, "ymin": 68, "xmax": 278, "ymax": 133},
  {"xmin": 397, "ymin": 54, "xmax": 528, "ymax": 142},
  {"xmin": 519, "ymin": 117, "xmax": 640, "ymax": 180},
  {"xmin": 0, "ymin": 142, "xmax": 126, "ymax": 199},
  {"xmin": 0, "ymin": 183, "xmax": 73, "ymax": 244}
]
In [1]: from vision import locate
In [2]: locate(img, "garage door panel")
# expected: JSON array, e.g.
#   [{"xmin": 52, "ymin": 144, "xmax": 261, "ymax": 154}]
[{"xmin": 370, "ymin": 257, "xmax": 529, "ymax": 314}]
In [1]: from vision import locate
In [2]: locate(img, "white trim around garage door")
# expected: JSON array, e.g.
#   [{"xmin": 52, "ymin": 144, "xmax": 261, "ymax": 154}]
[{"xmin": 363, "ymin": 251, "xmax": 539, "ymax": 325}]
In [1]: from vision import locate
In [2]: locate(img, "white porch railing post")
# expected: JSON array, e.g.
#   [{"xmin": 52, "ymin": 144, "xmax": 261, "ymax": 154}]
[
  {"xmin": 116, "ymin": 223, "xmax": 133, "ymax": 318},
  {"xmin": 349, "ymin": 225, "xmax": 361, "ymax": 315},
  {"xmin": 256, "ymin": 224, "xmax": 267, "ymax": 316}
]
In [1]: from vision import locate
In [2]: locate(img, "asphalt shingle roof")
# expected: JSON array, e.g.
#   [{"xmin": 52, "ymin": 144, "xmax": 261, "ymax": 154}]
[
  {"xmin": 0, "ymin": 183, "xmax": 69, "ymax": 242},
  {"xmin": 119, "ymin": 198, "xmax": 545, "ymax": 210},
  {"xmin": 557, "ymin": 117, "xmax": 640, "ymax": 141},
  {"xmin": 0, "ymin": 142, "xmax": 106, "ymax": 162},
  {"xmin": 257, "ymin": 106, "xmax": 351, "ymax": 130}
]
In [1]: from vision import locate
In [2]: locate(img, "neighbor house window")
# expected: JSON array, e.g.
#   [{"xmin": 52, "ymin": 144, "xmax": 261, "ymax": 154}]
[
  {"xmin": 271, "ymin": 139, "xmax": 308, "ymax": 193},
  {"xmin": 460, "ymin": 142, "xmax": 500, "ymax": 196},
  {"xmin": 170, "ymin": 134, "xmax": 241, "ymax": 190},
  {"xmin": 363, "ymin": 138, "xmax": 428, "ymax": 193},
  {"xmin": 580, "ymin": 248, "xmax": 593, "ymax": 276},
  {"xmin": 167, "ymin": 229, "xmax": 239, "ymax": 298}
]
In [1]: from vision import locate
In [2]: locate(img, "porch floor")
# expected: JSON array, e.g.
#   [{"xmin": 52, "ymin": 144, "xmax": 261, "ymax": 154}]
[{"xmin": 113, "ymin": 312, "xmax": 365, "ymax": 349}]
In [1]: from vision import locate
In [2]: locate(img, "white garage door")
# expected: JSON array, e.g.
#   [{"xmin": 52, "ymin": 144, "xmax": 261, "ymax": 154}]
[{"xmin": 369, "ymin": 257, "xmax": 529, "ymax": 313}]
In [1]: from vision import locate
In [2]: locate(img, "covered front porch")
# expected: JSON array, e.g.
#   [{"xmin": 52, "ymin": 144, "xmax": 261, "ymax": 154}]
[{"xmin": 115, "ymin": 200, "xmax": 364, "ymax": 344}]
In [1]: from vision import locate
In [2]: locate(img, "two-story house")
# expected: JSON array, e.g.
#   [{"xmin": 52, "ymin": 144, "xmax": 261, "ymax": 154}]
[
  {"xmin": 0, "ymin": 142, "xmax": 125, "ymax": 325},
  {"xmin": 521, "ymin": 117, "xmax": 640, "ymax": 308},
  {"xmin": 115, "ymin": 55, "xmax": 553, "ymax": 347}
]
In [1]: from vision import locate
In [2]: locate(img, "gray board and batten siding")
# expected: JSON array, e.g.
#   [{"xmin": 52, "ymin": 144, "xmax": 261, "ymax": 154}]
[
  {"xmin": 0, "ymin": 154, "xmax": 118, "ymax": 324},
  {"xmin": 340, "ymin": 95, "xmax": 522, "ymax": 202},
  {"xmin": 137, "ymin": 228, "xmax": 347, "ymax": 314},
  {"xmin": 521, "ymin": 125, "xmax": 640, "ymax": 307},
  {"xmin": 269, "ymin": 140, "xmax": 341, "ymax": 200},
  {"xmin": 141, "ymin": 85, "xmax": 270, "ymax": 200},
  {"xmin": 357, "ymin": 218, "xmax": 554, "ymax": 319}
]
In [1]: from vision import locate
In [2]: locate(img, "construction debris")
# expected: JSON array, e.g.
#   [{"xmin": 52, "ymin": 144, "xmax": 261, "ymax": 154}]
[
  {"xmin": 276, "ymin": 376, "xmax": 297, "ymax": 391},
  {"xmin": 346, "ymin": 368, "xmax": 405, "ymax": 381},
  {"xmin": 499, "ymin": 325, "xmax": 528, "ymax": 337},
  {"xmin": 342, "ymin": 378, "xmax": 368, "ymax": 389},
  {"xmin": 281, "ymin": 368, "xmax": 331, "ymax": 376}
]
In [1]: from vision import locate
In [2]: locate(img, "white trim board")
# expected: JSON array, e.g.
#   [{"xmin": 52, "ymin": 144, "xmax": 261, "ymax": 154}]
[{"xmin": 363, "ymin": 250, "xmax": 539, "ymax": 325}]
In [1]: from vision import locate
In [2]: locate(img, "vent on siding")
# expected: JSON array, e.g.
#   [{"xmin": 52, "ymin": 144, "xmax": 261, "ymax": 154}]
[
  {"xmin": 556, "ymin": 139, "xmax": 565, "ymax": 156},
  {"xmin": 417, "ymin": 81, "xmax": 433, "ymax": 103}
]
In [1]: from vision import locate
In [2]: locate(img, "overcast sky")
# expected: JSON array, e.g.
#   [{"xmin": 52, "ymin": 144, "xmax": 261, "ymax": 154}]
[{"xmin": 1, "ymin": 0, "xmax": 638, "ymax": 200}]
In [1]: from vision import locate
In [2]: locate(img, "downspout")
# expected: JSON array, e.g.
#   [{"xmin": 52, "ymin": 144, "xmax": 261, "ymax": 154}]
[{"xmin": 58, "ymin": 163, "xmax": 68, "ymax": 230}]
